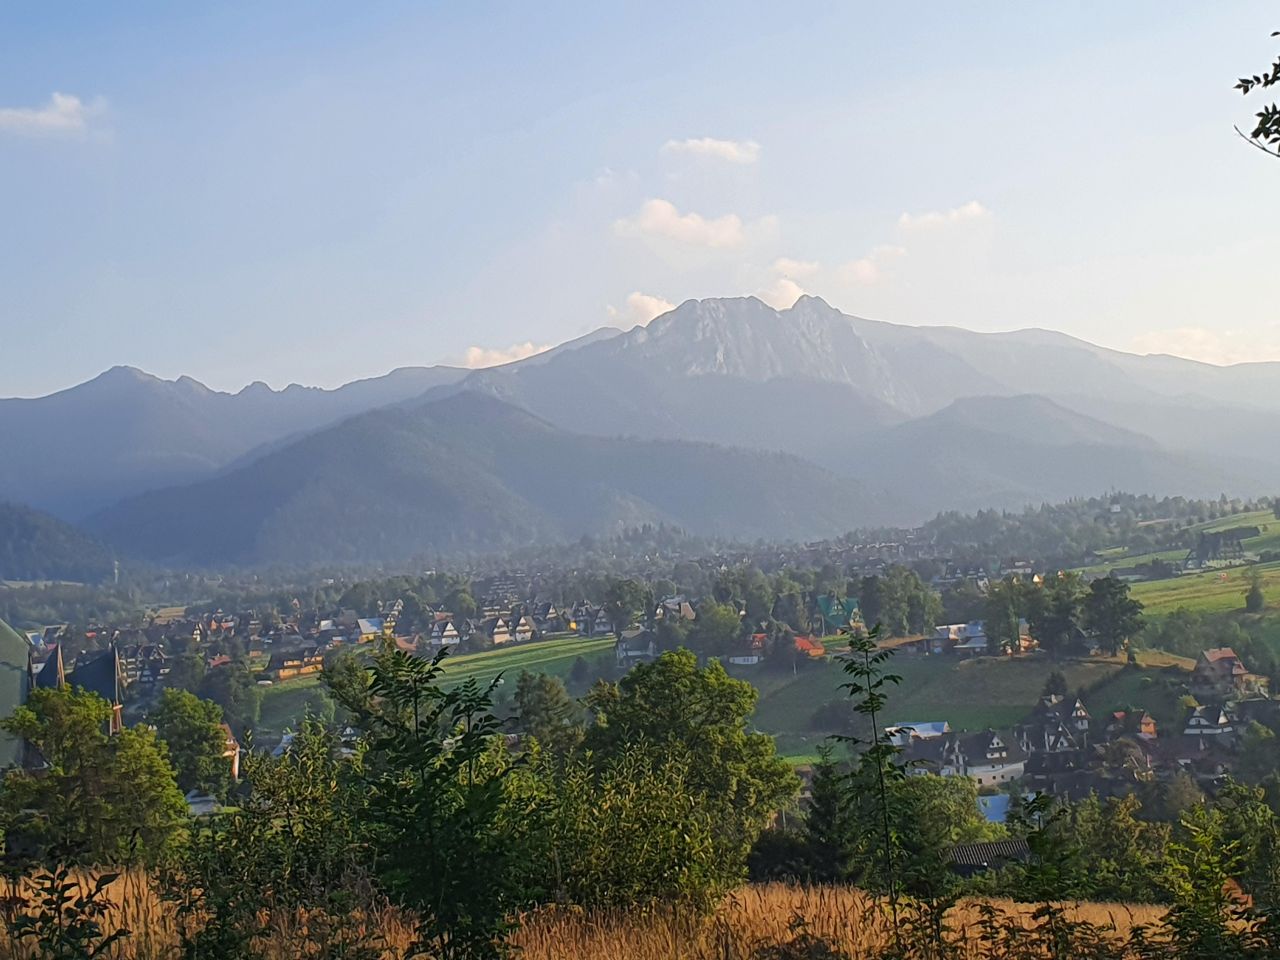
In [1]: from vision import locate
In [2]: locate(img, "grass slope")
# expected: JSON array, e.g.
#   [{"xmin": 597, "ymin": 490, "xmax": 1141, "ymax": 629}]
[
  {"xmin": 438, "ymin": 634, "xmax": 616, "ymax": 687},
  {"xmin": 1131, "ymin": 560, "xmax": 1280, "ymax": 615}
]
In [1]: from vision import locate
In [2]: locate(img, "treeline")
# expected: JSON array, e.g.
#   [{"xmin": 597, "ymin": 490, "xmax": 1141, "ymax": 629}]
[
  {"xmin": 920, "ymin": 493, "xmax": 1275, "ymax": 569},
  {"xmin": 0, "ymin": 501, "xmax": 117, "ymax": 584}
]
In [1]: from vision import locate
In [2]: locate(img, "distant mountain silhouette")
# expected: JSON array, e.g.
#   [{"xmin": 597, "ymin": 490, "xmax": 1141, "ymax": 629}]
[
  {"xmin": 10, "ymin": 296, "xmax": 1280, "ymax": 557},
  {"xmin": 0, "ymin": 364, "xmax": 467, "ymax": 518},
  {"xmin": 88, "ymin": 392, "xmax": 882, "ymax": 567}
]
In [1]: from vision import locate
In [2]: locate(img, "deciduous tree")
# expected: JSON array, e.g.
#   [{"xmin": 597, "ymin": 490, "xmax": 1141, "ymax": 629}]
[{"xmin": 149, "ymin": 688, "xmax": 232, "ymax": 798}]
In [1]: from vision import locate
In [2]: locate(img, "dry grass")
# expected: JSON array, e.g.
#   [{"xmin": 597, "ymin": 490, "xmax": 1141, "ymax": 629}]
[
  {"xmin": 0, "ymin": 875, "xmax": 1167, "ymax": 960},
  {"xmin": 514, "ymin": 885, "xmax": 1166, "ymax": 960}
]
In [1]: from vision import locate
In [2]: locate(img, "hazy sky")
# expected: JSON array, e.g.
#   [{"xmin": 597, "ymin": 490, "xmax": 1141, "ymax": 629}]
[{"xmin": 3, "ymin": 2, "xmax": 1278, "ymax": 397}]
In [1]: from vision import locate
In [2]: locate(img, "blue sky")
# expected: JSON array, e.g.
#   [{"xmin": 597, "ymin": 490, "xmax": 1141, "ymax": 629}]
[{"xmin": 2, "ymin": 2, "xmax": 1277, "ymax": 396}]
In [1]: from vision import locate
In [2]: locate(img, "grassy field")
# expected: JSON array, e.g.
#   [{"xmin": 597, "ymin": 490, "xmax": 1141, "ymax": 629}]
[
  {"xmin": 743, "ymin": 653, "xmax": 1140, "ymax": 758},
  {"xmin": 1076, "ymin": 548, "xmax": 1185, "ymax": 576},
  {"xmin": 1131, "ymin": 560, "xmax": 1280, "ymax": 615},
  {"xmin": 438, "ymin": 633, "xmax": 616, "ymax": 687},
  {"xmin": 255, "ymin": 633, "xmax": 616, "ymax": 734},
  {"xmin": 258, "ymin": 675, "xmax": 327, "ymax": 731},
  {"xmin": 1073, "ymin": 509, "xmax": 1280, "ymax": 577}
]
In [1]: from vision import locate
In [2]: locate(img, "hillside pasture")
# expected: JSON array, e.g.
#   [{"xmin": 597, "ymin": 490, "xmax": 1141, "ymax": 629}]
[
  {"xmin": 439, "ymin": 633, "xmax": 615, "ymax": 687},
  {"xmin": 1131, "ymin": 561, "xmax": 1280, "ymax": 615},
  {"xmin": 746, "ymin": 653, "xmax": 1126, "ymax": 756}
]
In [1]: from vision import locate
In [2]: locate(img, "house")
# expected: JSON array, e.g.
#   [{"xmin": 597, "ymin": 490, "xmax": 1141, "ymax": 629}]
[
  {"xmin": 356, "ymin": 618, "xmax": 386, "ymax": 643},
  {"xmin": 1183, "ymin": 704, "xmax": 1234, "ymax": 736},
  {"xmin": 119, "ymin": 643, "xmax": 170, "ymax": 686},
  {"xmin": 947, "ymin": 838, "xmax": 1032, "ymax": 878},
  {"xmin": 978, "ymin": 794, "xmax": 1013, "ymax": 824},
  {"xmin": 1017, "ymin": 695, "xmax": 1091, "ymax": 754},
  {"xmin": 931, "ymin": 622, "xmax": 991, "ymax": 656},
  {"xmin": 793, "ymin": 636, "xmax": 825, "ymax": 659},
  {"xmin": 728, "ymin": 633, "xmax": 767, "ymax": 666},
  {"xmin": 480, "ymin": 617, "xmax": 512, "ymax": 645},
  {"xmin": 429, "ymin": 618, "xmax": 463, "ymax": 647},
  {"xmin": 885, "ymin": 721, "xmax": 951, "ymax": 746},
  {"xmin": 1192, "ymin": 648, "xmax": 1268, "ymax": 700},
  {"xmin": 815, "ymin": 595, "xmax": 860, "ymax": 634},
  {"xmin": 903, "ymin": 729, "xmax": 1027, "ymax": 786},
  {"xmin": 511, "ymin": 615, "xmax": 537, "ymax": 643},
  {"xmin": 1106, "ymin": 710, "xmax": 1158, "ymax": 741},
  {"xmin": 656, "ymin": 597, "xmax": 697, "ymax": 622},
  {"xmin": 32, "ymin": 645, "xmax": 126, "ymax": 734},
  {"xmin": 185, "ymin": 789, "xmax": 220, "ymax": 817},
  {"xmin": 265, "ymin": 646, "xmax": 324, "ymax": 682},
  {"xmin": 615, "ymin": 628, "xmax": 657, "ymax": 666}
]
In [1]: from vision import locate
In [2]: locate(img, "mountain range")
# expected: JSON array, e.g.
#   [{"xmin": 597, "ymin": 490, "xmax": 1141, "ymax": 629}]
[{"xmin": 4, "ymin": 295, "xmax": 1278, "ymax": 570}]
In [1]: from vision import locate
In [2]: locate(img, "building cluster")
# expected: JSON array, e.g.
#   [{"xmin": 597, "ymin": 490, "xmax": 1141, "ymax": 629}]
[{"xmin": 895, "ymin": 646, "xmax": 1275, "ymax": 804}]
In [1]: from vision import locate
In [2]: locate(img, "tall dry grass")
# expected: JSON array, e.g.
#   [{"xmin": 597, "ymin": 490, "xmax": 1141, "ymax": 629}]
[
  {"xmin": 514, "ymin": 885, "xmax": 1166, "ymax": 960},
  {"xmin": 0, "ymin": 874, "xmax": 1167, "ymax": 960}
]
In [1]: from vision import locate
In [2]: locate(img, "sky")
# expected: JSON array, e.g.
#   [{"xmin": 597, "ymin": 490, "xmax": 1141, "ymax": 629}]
[{"xmin": 2, "ymin": 2, "xmax": 1278, "ymax": 397}]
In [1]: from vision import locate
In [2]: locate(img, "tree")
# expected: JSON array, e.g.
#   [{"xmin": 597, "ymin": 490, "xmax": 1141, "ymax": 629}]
[
  {"xmin": 534, "ymin": 744, "xmax": 725, "ymax": 909},
  {"xmin": 1027, "ymin": 573, "xmax": 1085, "ymax": 657},
  {"xmin": 984, "ymin": 577, "xmax": 1023, "ymax": 656},
  {"xmin": 199, "ymin": 659, "xmax": 262, "ymax": 734},
  {"xmin": 328, "ymin": 648, "xmax": 526, "ymax": 958},
  {"xmin": 1042, "ymin": 669, "xmax": 1069, "ymax": 699},
  {"xmin": 447, "ymin": 588, "xmax": 477, "ymax": 621},
  {"xmin": 1082, "ymin": 575, "xmax": 1145, "ymax": 656},
  {"xmin": 514, "ymin": 671, "xmax": 582, "ymax": 756},
  {"xmin": 1246, "ymin": 565, "xmax": 1266, "ymax": 613},
  {"xmin": 689, "ymin": 600, "xmax": 742, "ymax": 657},
  {"xmin": 165, "ymin": 652, "xmax": 206, "ymax": 693},
  {"xmin": 602, "ymin": 577, "xmax": 644, "ymax": 637},
  {"xmin": 167, "ymin": 720, "xmax": 374, "ymax": 959},
  {"xmin": 802, "ymin": 750, "xmax": 857, "ymax": 882},
  {"xmin": 321, "ymin": 648, "xmax": 372, "ymax": 721},
  {"xmin": 1235, "ymin": 29, "xmax": 1280, "ymax": 159},
  {"xmin": 0, "ymin": 686, "xmax": 186, "ymax": 865},
  {"xmin": 585, "ymin": 650, "xmax": 798, "ymax": 876},
  {"xmin": 835, "ymin": 628, "xmax": 905, "ymax": 918},
  {"xmin": 149, "ymin": 688, "xmax": 232, "ymax": 798}
]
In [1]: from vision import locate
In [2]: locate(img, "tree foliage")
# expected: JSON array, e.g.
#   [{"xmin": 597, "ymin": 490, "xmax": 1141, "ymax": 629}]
[
  {"xmin": 585, "ymin": 650, "xmax": 798, "ymax": 875},
  {"xmin": 1082, "ymin": 575, "xmax": 1144, "ymax": 656},
  {"xmin": 148, "ymin": 688, "xmax": 231, "ymax": 798},
  {"xmin": 0, "ymin": 687, "xmax": 186, "ymax": 866},
  {"xmin": 513, "ymin": 671, "xmax": 582, "ymax": 756},
  {"xmin": 1235, "ymin": 29, "xmax": 1280, "ymax": 159}
]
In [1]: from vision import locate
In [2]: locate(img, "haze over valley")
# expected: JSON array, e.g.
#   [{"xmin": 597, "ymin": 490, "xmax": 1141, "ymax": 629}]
[{"xmin": 3, "ymin": 296, "xmax": 1278, "ymax": 567}]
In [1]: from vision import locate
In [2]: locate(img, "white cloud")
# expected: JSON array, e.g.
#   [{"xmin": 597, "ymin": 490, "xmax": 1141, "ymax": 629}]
[
  {"xmin": 898, "ymin": 200, "xmax": 990, "ymax": 229},
  {"xmin": 772, "ymin": 257, "xmax": 820, "ymax": 278},
  {"xmin": 607, "ymin": 291, "xmax": 677, "ymax": 327},
  {"xmin": 757, "ymin": 276, "xmax": 807, "ymax": 310},
  {"xmin": 756, "ymin": 257, "xmax": 820, "ymax": 308},
  {"xmin": 0, "ymin": 92, "xmax": 100, "ymax": 136},
  {"xmin": 1129, "ymin": 327, "xmax": 1280, "ymax": 366},
  {"xmin": 615, "ymin": 198, "xmax": 750, "ymax": 248},
  {"xmin": 839, "ymin": 244, "xmax": 906, "ymax": 285},
  {"xmin": 460, "ymin": 341, "xmax": 552, "ymax": 368},
  {"xmin": 661, "ymin": 137, "xmax": 760, "ymax": 164}
]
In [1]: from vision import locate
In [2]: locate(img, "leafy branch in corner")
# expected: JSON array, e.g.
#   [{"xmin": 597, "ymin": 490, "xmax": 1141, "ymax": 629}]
[{"xmin": 1235, "ymin": 30, "xmax": 1280, "ymax": 158}]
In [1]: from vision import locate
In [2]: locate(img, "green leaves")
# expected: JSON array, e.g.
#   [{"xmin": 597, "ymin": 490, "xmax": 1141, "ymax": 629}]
[
  {"xmin": 5, "ymin": 864, "xmax": 131, "ymax": 960},
  {"xmin": 334, "ymin": 647, "xmax": 523, "ymax": 959},
  {"xmin": 1234, "ymin": 31, "xmax": 1280, "ymax": 157}
]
